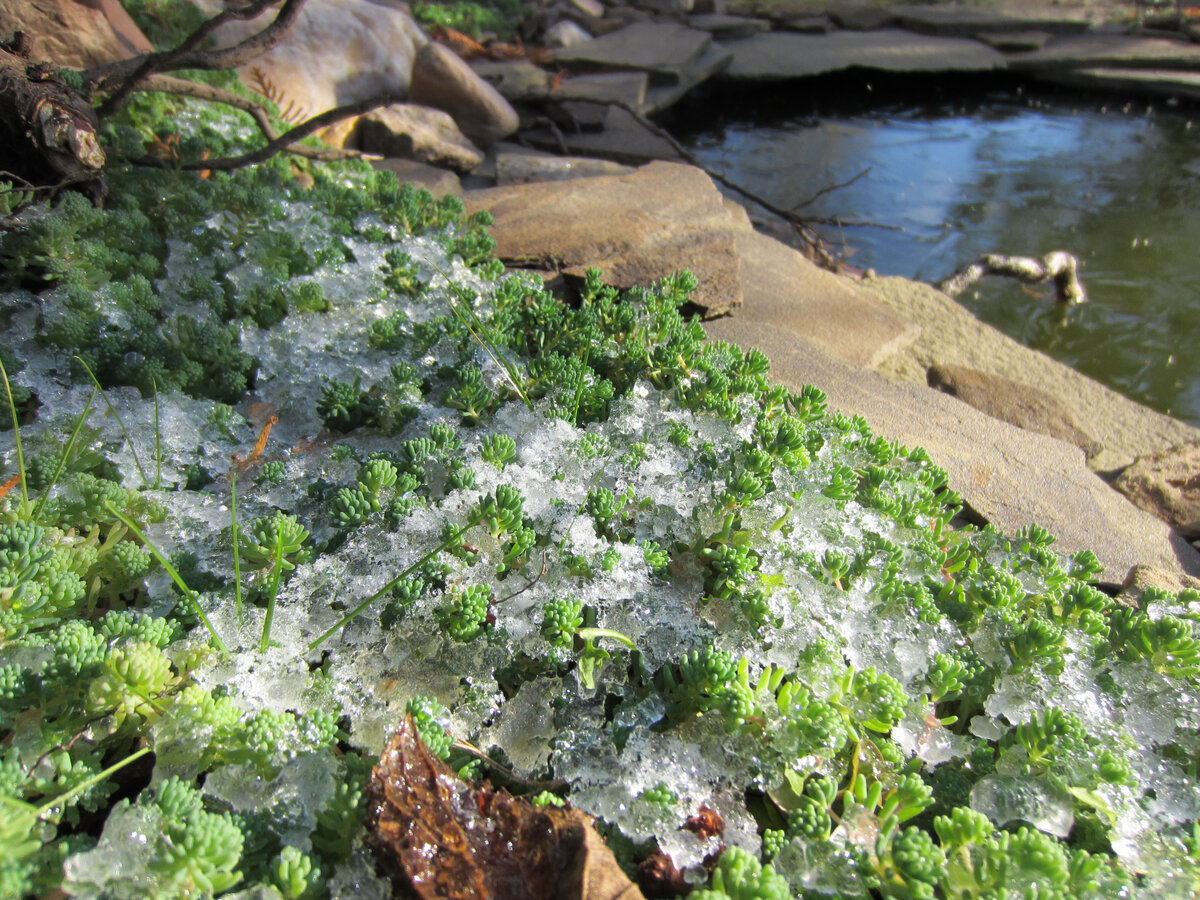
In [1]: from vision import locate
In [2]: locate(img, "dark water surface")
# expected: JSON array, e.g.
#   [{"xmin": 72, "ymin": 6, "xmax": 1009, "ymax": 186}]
[{"xmin": 669, "ymin": 79, "xmax": 1200, "ymax": 427}]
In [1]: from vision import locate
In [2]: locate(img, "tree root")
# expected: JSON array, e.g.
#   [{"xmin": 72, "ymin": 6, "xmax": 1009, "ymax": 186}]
[{"xmin": 935, "ymin": 251, "xmax": 1087, "ymax": 305}]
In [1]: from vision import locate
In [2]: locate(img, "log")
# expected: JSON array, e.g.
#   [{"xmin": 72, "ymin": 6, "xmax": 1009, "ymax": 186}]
[
  {"xmin": 935, "ymin": 251, "xmax": 1087, "ymax": 305},
  {"xmin": 0, "ymin": 34, "xmax": 106, "ymax": 203}
]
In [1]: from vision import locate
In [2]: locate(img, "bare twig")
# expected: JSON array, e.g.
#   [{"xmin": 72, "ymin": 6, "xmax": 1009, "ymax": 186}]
[
  {"xmin": 86, "ymin": 0, "xmax": 308, "ymax": 114},
  {"xmin": 936, "ymin": 251, "xmax": 1087, "ymax": 305},
  {"xmin": 133, "ymin": 91, "xmax": 403, "ymax": 171},
  {"xmin": 791, "ymin": 167, "xmax": 872, "ymax": 210}
]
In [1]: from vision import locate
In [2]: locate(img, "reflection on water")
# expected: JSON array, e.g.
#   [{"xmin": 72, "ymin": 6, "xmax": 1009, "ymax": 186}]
[{"xmin": 676, "ymin": 86, "xmax": 1200, "ymax": 427}]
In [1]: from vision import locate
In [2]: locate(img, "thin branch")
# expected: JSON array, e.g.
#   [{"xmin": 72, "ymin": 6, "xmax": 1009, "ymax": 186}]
[
  {"xmin": 87, "ymin": 0, "xmax": 307, "ymax": 114},
  {"xmin": 133, "ymin": 91, "xmax": 402, "ymax": 171},
  {"xmin": 566, "ymin": 97, "xmax": 846, "ymax": 270},
  {"xmin": 790, "ymin": 166, "xmax": 872, "ymax": 210},
  {"xmin": 936, "ymin": 251, "xmax": 1087, "ymax": 305}
]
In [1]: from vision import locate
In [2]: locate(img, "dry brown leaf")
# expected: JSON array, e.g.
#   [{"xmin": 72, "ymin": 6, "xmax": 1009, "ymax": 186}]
[{"xmin": 365, "ymin": 716, "xmax": 646, "ymax": 900}]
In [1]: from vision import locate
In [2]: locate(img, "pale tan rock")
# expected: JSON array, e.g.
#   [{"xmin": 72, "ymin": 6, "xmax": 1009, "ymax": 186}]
[
  {"xmin": 355, "ymin": 105, "xmax": 484, "ymax": 172},
  {"xmin": 0, "ymin": 0, "xmax": 152, "ymax": 67},
  {"xmin": 464, "ymin": 161, "xmax": 747, "ymax": 315},
  {"xmin": 190, "ymin": 0, "xmax": 426, "ymax": 145},
  {"xmin": 926, "ymin": 363, "xmax": 1100, "ymax": 458},
  {"xmin": 1114, "ymin": 441, "xmax": 1200, "ymax": 540},
  {"xmin": 408, "ymin": 42, "xmax": 520, "ymax": 149}
]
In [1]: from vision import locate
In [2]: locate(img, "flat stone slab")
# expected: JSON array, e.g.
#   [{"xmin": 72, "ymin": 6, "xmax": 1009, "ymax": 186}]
[
  {"xmin": 702, "ymin": 321, "xmax": 1200, "ymax": 590},
  {"xmin": 895, "ymin": 6, "xmax": 1089, "ymax": 37},
  {"xmin": 1005, "ymin": 34, "xmax": 1200, "ymax": 70},
  {"xmin": 641, "ymin": 40, "xmax": 734, "ymax": 114},
  {"xmin": 718, "ymin": 30, "xmax": 1007, "ymax": 80},
  {"xmin": 463, "ymin": 161, "xmax": 746, "ymax": 315},
  {"xmin": 495, "ymin": 153, "xmax": 634, "ymax": 185},
  {"xmin": 521, "ymin": 106, "xmax": 685, "ymax": 165},
  {"xmin": 1035, "ymin": 66, "xmax": 1200, "ymax": 100},
  {"xmin": 976, "ymin": 30, "xmax": 1054, "ymax": 52},
  {"xmin": 554, "ymin": 71, "xmax": 649, "ymax": 108},
  {"xmin": 725, "ymin": 229, "xmax": 920, "ymax": 369},
  {"xmin": 551, "ymin": 22, "xmax": 713, "ymax": 84},
  {"xmin": 688, "ymin": 13, "xmax": 772, "ymax": 38},
  {"xmin": 470, "ymin": 60, "xmax": 552, "ymax": 101},
  {"xmin": 826, "ymin": 4, "xmax": 902, "ymax": 31}
]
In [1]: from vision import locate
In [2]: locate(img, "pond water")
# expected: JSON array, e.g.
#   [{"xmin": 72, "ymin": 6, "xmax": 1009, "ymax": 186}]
[{"xmin": 669, "ymin": 78, "xmax": 1200, "ymax": 428}]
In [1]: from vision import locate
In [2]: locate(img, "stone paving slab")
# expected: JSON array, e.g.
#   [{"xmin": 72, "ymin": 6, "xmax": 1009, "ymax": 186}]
[
  {"xmin": 463, "ymin": 161, "xmax": 745, "ymax": 315},
  {"xmin": 688, "ymin": 13, "xmax": 772, "ymax": 38},
  {"xmin": 551, "ymin": 22, "xmax": 714, "ymax": 84},
  {"xmin": 1034, "ymin": 66, "xmax": 1200, "ymax": 99},
  {"xmin": 895, "ymin": 6, "xmax": 1089, "ymax": 37},
  {"xmin": 703, "ymin": 319, "xmax": 1200, "ymax": 590},
  {"xmin": 522, "ymin": 106, "xmax": 685, "ymax": 164},
  {"xmin": 726, "ymin": 229, "xmax": 920, "ymax": 369},
  {"xmin": 1005, "ymin": 33, "xmax": 1200, "ymax": 70},
  {"xmin": 718, "ymin": 30, "xmax": 1007, "ymax": 79},
  {"xmin": 642, "ymin": 41, "xmax": 734, "ymax": 113}
]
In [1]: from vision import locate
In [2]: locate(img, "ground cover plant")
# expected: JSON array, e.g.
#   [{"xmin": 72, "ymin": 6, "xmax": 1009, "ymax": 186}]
[{"xmin": 2, "ymin": 58, "xmax": 1200, "ymax": 900}]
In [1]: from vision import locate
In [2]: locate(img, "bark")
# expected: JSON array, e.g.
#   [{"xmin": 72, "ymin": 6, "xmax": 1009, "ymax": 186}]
[
  {"xmin": 0, "ymin": 35, "xmax": 106, "ymax": 203},
  {"xmin": 936, "ymin": 251, "xmax": 1087, "ymax": 305}
]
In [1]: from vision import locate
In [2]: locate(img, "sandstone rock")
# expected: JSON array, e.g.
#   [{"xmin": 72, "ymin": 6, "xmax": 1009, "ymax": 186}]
[
  {"xmin": 355, "ymin": 105, "xmax": 484, "ymax": 172},
  {"xmin": 552, "ymin": 22, "xmax": 714, "ymax": 84},
  {"xmin": 1035, "ymin": 67, "xmax": 1200, "ymax": 103},
  {"xmin": 826, "ymin": 4, "xmax": 901, "ymax": 31},
  {"xmin": 464, "ymin": 161, "xmax": 748, "ymax": 315},
  {"xmin": 546, "ymin": 20, "xmax": 596, "ymax": 47},
  {"xmin": 369, "ymin": 157, "xmax": 463, "ymax": 197},
  {"xmin": 495, "ymin": 153, "xmax": 634, "ymax": 184},
  {"xmin": 409, "ymin": 42, "xmax": 520, "ymax": 149},
  {"xmin": 1114, "ymin": 441, "xmax": 1200, "ymax": 539},
  {"xmin": 976, "ymin": 31, "xmax": 1054, "ymax": 52},
  {"xmin": 926, "ymin": 363, "xmax": 1100, "ymax": 458},
  {"xmin": 780, "ymin": 16, "xmax": 834, "ymax": 34},
  {"xmin": 569, "ymin": 0, "xmax": 607, "ymax": 17},
  {"xmin": 191, "ymin": 0, "xmax": 426, "ymax": 140},
  {"xmin": 521, "ymin": 105, "xmax": 685, "ymax": 164},
  {"xmin": 1, "ymin": 0, "xmax": 153, "ymax": 67},
  {"xmin": 688, "ymin": 13, "xmax": 772, "ymax": 38},
  {"xmin": 1005, "ymin": 33, "xmax": 1200, "ymax": 71},
  {"xmin": 859, "ymin": 275, "xmax": 1200, "ymax": 477},
  {"xmin": 701, "ymin": 323, "xmax": 1200, "ymax": 590},
  {"xmin": 471, "ymin": 60, "xmax": 554, "ymax": 101},
  {"xmin": 895, "ymin": 7, "xmax": 1088, "ymax": 37},
  {"xmin": 718, "ymin": 30, "xmax": 1007, "ymax": 80},
  {"xmin": 717, "ymin": 230, "xmax": 919, "ymax": 369}
]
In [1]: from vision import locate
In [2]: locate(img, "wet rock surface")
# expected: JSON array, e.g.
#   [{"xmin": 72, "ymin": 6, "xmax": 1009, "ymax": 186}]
[{"xmin": 1114, "ymin": 441, "xmax": 1200, "ymax": 541}]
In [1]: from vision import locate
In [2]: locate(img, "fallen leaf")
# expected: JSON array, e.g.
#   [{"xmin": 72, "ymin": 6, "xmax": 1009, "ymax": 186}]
[{"xmin": 366, "ymin": 716, "xmax": 646, "ymax": 900}]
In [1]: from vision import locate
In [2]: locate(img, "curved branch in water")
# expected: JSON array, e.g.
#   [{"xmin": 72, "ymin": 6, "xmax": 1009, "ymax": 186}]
[{"xmin": 936, "ymin": 251, "xmax": 1087, "ymax": 305}]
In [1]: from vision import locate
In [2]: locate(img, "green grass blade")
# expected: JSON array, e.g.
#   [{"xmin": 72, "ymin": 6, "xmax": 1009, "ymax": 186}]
[
  {"xmin": 230, "ymin": 471, "xmax": 244, "ymax": 627},
  {"xmin": 32, "ymin": 387, "xmax": 97, "ymax": 522},
  {"xmin": 0, "ymin": 357, "xmax": 30, "ymax": 518},
  {"xmin": 74, "ymin": 356, "xmax": 150, "ymax": 487},
  {"xmin": 105, "ymin": 501, "xmax": 228, "ymax": 656}
]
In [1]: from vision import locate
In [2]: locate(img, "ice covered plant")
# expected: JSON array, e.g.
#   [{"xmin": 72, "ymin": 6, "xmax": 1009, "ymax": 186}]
[{"xmin": 2, "ymin": 87, "xmax": 1199, "ymax": 900}]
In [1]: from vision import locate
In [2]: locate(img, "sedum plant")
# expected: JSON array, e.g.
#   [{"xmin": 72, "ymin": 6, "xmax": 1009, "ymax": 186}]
[{"xmin": 1, "ymin": 81, "xmax": 1198, "ymax": 900}]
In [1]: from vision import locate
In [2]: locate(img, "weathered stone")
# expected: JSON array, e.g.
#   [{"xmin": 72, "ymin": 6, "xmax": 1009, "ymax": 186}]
[
  {"xmin": 826, "ymin": 4, "xmax": 901, "ymax": 31},
  {"xmin": 470, "ymin": 60, "xmax": 554, "ymax": 101},
  {"xmin": 895, "ymin": 7, "xmax": 1089, "ymax": 37},
  {"xmin": 701, "ymin": 324, "xmax": 1200, "ymax": 589},
  {"xmin": 553, "ymin": 100, "xmax": 609, "ymax": 130},
  {"xmin": 975, "ymin": 31, "xmax": 1054, "ymax": 52},
  {"xmin": 551, "ymin": 23, "xmax": 714, "ymax": 84},
  {"xmin": 688, "ymin": 13, "xmax": 772, "ymax": 38},
  {"xmin": 369, "ymin": 157, "xmax": 463, "ymax": 197},
  {"xmin": 569, "ymin": 0, "xmax": 606, "ymax": 17},
  {"xmin": 1005, "ymin": 33, "xmax": 1200, "ymax": 71},
  {"xmin": 926, "ymin": 363, "xmax": 1100, "ymax": 458},
  {"xmin": 1, "ymin": 0, "xmax": 153, "ymax": 67},
  {"xmin": 718, "ymin": 30, "xmax": 1007, "ymax": 80},
  {"xmin": 1035, "ymin": 67, "xmax": 1200, "ymax": 102},
  {"xmin": 463, "ymin": 161, "xmax": 747, "ymax": 315},
  {"xmin": 409, "ymin": 42, "xmax": 520, "ymax": 148},
  {"xmin": 859, "ymin": 275, "xmax": 1200, "ymax": 477},
  {"xmin": 711, "ymin": 230, "xmax": 920, "ymax": 369},
  {"xmin": 546, "ymin": 20, "xmax": 596, "ymax": 47},
  {"xmin": 780, "ymin": 15, "xmax": 834, "ymax": 34},
  {"xmin": 1114, "ymin": 441, "xmax": 1200, "ymax": 539},
  {"xmin": 554, "ymin": 71, "xmax": 649, "ymax": 108},
  {"xmin": 521, "ymin": 106, "xmax": 685, "ymax": 164},
  {"xmin": 355, "ymin": 105, "xmax": 484, "ymax": 172},
  {"xmin": 727, "ymin": 0, "xmax": 822, "ymax": 21},
  {"xmin": 192, "ymin": 0, "xmax": 426, "ymax": 142},
  {"xmin": 496, "ymin": 153, "xmax": 634, "ymax": 184},
  {"xmin": 641, "ymin": 41, "xmax": 734, "ymax": 113}
]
